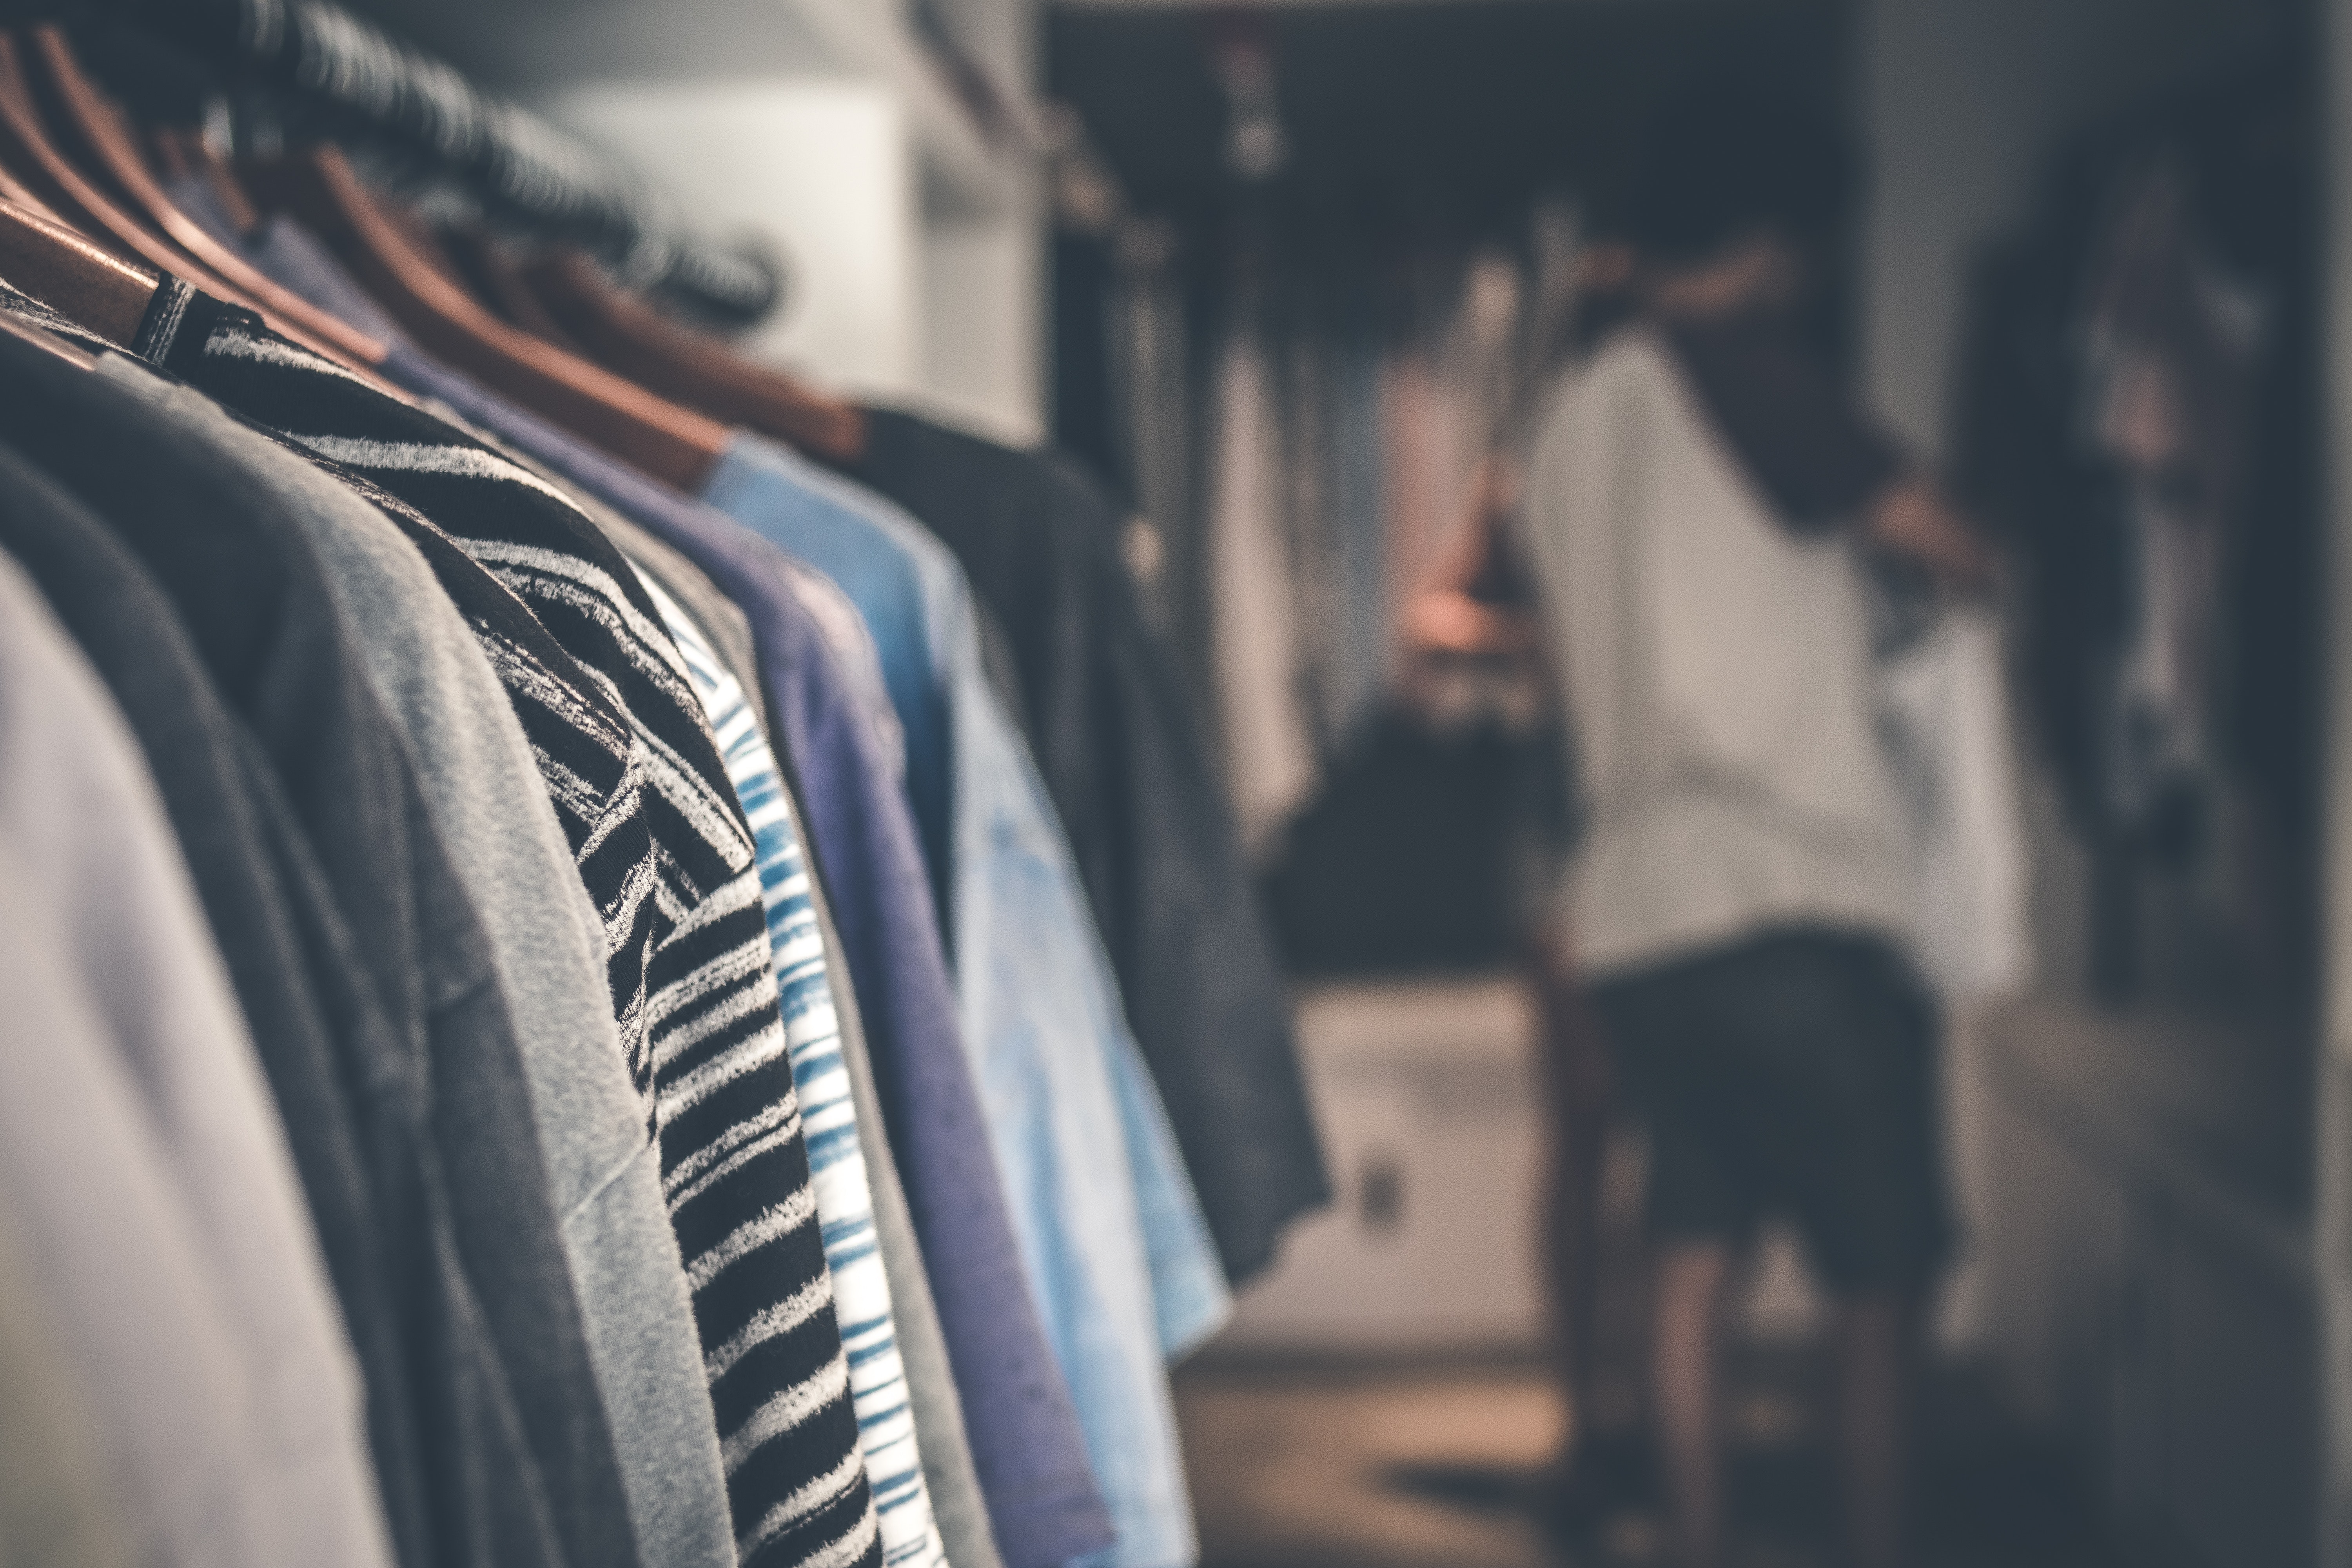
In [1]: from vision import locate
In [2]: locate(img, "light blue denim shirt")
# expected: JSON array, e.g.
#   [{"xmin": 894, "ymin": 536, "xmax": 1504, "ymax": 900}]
[{"xmin": 702, "ymin": 435, "xmax": 1232, "ymax": 1568}]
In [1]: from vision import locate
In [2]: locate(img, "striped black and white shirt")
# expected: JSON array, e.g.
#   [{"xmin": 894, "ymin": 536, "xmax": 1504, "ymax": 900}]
[
  {"xmin": 132, "ymin": 283, "xmax": 881, "ymax": 1568},
  {"xmin": 637, "ymin": 571, "xmax": 946, "ymax": 1568}
]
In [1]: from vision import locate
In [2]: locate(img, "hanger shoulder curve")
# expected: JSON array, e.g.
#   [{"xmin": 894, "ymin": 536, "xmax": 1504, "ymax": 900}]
[
  {"xmin": 0, "ymin": 192, "xmax": 156, "ymax": 345},
  {"xmin": 25, "ymin": 27, "xmax": 386, "ymax": 365},
  {"xmin": 524, "ymin": 252, "xmax": 865, "ymax": 463},
  {"xmin": 247, "ymin": 148, "xmax": 728, "ymax": 490}
]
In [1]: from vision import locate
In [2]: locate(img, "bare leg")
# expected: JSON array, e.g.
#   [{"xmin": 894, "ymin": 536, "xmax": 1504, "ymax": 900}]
[
  {"xmin": 1527, "ymin": 938, "xmax": 1614, "ymax": 1445},
  {"xmin": 1836, "ymin": 1294, "xmax": 1919, "ymax": 1568},
  {"xmin": 1652, "ymin": 1242, "xmax": 1733, "ymax": 1568}
]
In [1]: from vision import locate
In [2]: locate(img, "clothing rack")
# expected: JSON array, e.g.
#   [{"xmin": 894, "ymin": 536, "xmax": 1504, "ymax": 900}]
[
  {"xmin": 0, "ymin": 0, "xmax": 1340, "ymax": 1553},
  {"xmin": 91, "ymin": 0, "xmax": 784, "ymax": 325}
]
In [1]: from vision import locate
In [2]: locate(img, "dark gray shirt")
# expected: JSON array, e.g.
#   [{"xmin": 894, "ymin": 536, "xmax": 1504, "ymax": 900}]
[
  {"xmin": 0, "ymin": 312, "xmax": 595, "ymax": 1568},
  {"xmin": 90, "ymin": 358, "xmax": 737, "ymax": 1568}
]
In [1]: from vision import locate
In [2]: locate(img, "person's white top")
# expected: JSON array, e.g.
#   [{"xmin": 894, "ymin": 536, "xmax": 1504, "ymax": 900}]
[{"xmin": 1523, "ymin": 327, "xmax": 1915, "ymax": 977}]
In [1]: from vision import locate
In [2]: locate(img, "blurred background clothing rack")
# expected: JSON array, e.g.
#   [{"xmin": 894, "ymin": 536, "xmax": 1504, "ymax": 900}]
[{"xmin": 1034, "ymin": 4, "xmax": 2344, "ymax": 1567}]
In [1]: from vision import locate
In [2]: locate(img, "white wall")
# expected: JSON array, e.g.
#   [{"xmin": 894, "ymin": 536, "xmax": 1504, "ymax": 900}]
[
  {"xmin": 509, "ymin": 0, "xmax": 1050, "ymax": 435},
  {"xmin": 917, "ymin": 0, "xmax": 1049, "ymax": 444},
  {"xmin": 922, "ymin": 213, "xmax": 1046, "ymax": 445},
  {"xmin": 523, "ymin": 79, "xmax": 924, "ymax": 399}
]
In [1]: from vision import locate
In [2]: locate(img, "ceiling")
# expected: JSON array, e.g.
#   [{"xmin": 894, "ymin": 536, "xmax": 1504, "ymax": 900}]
[{"xmin": 1047, "ymin": 0, "xmax": 1850, "ymax": 240}]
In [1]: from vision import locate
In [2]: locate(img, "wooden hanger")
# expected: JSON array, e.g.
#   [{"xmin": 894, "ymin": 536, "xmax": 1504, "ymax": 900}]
[
  {"xmin": 436, "ymin": 221, "xmax": 583, "ymax": 352},
  {"xmin": 243, "ymin": 146, "xmax": 728, "ymax": 490},
  {"xmin": 0, "ymin": 192, "xmax": 157, "ymax": 345},
  {"xmin": 521, "ymin": 251, "xmax": 865, "ymax": 463},
  {"xmin": 147, "ymin": 123, "xmax": 189, "ymax": 182},
  {"xmin": 0, "ymin": 32, "xmax": 146, "ymax": 267},
  {"xmin": 0, "ymin": 31, "xmax": 368, "ymax": 367},
  {"xmin": 0, "ymin": 83, "xmax": 55, "ymax": 219},
  {"xmin": 163, "ymin": 125, "xmax": 260, "ymax": 236},
  {"xmin": 24, "ymin": 26, "xmax": 385, "ymax": 365},
  {"xmin": 0, "ymin": 150, "xmax": 52, "ymax": 215}
]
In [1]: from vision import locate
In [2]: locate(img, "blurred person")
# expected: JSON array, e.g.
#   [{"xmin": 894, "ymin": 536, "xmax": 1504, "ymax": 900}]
[{"xmin": 1517, "ymin": 85, "xmax": 1994, "ymax": 1568}]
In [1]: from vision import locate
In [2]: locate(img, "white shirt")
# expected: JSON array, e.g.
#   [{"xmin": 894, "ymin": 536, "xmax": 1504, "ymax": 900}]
[{"xmin": 1524, "ymin": 328, "xmax": 1915, "ymax": 975}]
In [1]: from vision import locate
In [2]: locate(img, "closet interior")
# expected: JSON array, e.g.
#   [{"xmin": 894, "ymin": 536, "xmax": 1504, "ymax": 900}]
[{"xmin": 2, "ymin": 0, "xmax": 2350, "ymax": 1566}]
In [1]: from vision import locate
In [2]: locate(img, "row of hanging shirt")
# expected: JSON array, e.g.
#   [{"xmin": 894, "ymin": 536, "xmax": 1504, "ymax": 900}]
[
  {"xmin": 0, "ymin": 10, "xmax": 1328, "ymax": 1568},
  {"xmin": 1193, "ymin": 220, "xmax": 1585, "ymax": 861}
]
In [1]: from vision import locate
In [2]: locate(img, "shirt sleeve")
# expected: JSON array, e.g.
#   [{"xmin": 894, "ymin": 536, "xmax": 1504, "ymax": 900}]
[{"xmin": 1664, "ymin": 312, "xmax": 1907, "ymax": 533}]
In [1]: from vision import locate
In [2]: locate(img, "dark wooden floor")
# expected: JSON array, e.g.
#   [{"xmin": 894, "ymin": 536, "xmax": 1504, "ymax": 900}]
[{"xmin": 1177, "ymin": 1344, "xmax": 2126, "ymax": 1568}]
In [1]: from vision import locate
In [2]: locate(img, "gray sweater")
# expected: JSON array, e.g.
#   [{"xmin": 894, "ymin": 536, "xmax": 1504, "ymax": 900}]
[{"xmin": 91, "ymin": 360, "xmax": 739, "ymax": 1568}]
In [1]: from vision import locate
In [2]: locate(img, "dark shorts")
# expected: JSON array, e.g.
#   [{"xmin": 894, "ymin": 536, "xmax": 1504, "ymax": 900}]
[{"xmin": 1588, "ymin": 926, "xmax": 1953, "ymax": 1294}]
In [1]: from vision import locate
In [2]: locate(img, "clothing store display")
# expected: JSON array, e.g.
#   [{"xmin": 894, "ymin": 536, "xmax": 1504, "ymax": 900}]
[
  {"xmin": 185, "ymin": 186, "xmax": 1229, "ymax": 1468},
  {"xmin": 644, "ymin": 573, "xmax": 949, "ymax": 1568},
  {"xmin": 0, "ymin": 432, "xmax": 437, "ymax": 1558},
  {"xmin": 837, "ymin": 408, "xmax": 1328, "ymax": 1287},
  {"xmin": 71, "ymin": 321, "xmax": 656, "ymax": 1568},
  {"xmin": 555, "ymin": 476, "xmax": 1117, "ymax": 1568},
  {"xmin": 1523, "ymin": 328, "xmax": 1915, "ymax": 976},
  {"xmin": 93, "ymin": 367, "xmax": 737, "ymax": 1568},
  {"xmin": 0, "ymin": 20, "xmax": 1329, "ymax": 1568},
  {"xmin": 199, "ymin": 186, "xmax": 1110, "ymax": 1553},
  {"xmin": 703, "ymin": 432, "xmax": 1232, "ymax": 1566},
  {"xmin": 5, "ymin": 9, "xmax": 2320, "ymax": 1565},
  {"xmin": 731, "ymin": 448, "xmax": 1234, "ymax": 1384},
  {"xmin": 0, "ymin": 316, "xmax": 573, "ymax": 1568},
  {"xmin": 168, "ymin": 192, "xmax": 1002, "ymax": 1561},
  {"xmin": 1588, "ymin": 927, "xmax": 1952, "ymax": 1291},
  {"xmin": 278, "ymin": 289, "xmax": 1117, "ymax": 1566},
  {"xmin": 109, "ymin": 285, "xmax": 877, "ymax": 1568}
]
